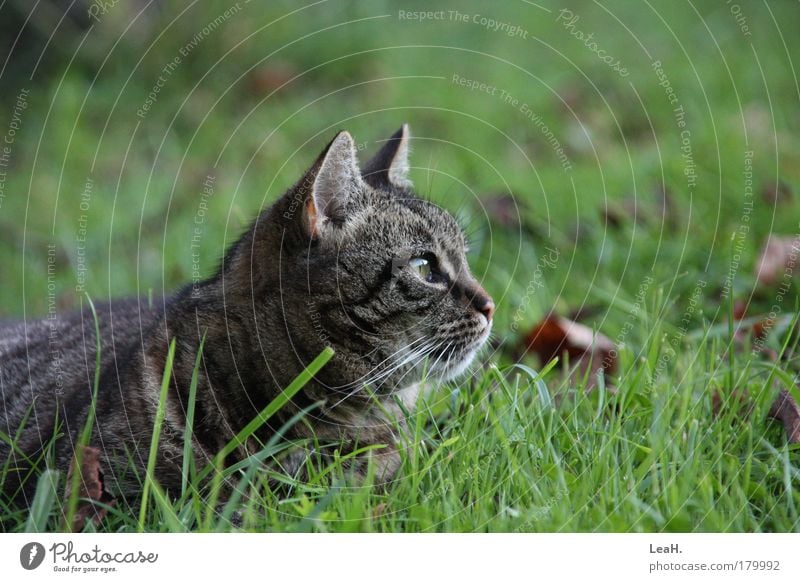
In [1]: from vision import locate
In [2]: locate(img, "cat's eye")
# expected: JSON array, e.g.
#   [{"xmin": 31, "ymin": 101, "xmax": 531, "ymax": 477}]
[
  {"xmin": 408, "ymin": 256, "xmax": 432, "ymax": 280},
  {"xmin": 408, "ymin": 255, "xmax": 448, "ymax": 285}
]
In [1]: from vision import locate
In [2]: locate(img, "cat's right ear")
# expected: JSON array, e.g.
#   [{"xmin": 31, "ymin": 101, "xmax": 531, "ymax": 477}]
[
  {"xmin": 301, "ymin": 131, "xmax": 363, "ymax": 239},
  {"xmin": 362, "ymin": 124, "xmax": 412, "ymax": 189}
]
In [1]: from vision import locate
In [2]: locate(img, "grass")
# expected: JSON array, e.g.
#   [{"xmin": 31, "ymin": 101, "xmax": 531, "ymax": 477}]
[
  {"xmin": 1, "ymin": 0, "xmax": 799, "ymax": 531},
  {"xmin": 5, "ymin": 307, "xmax": 799, "ymax": 532},
  {"xmin": 17, "ymin": 333, "xmax": 800, "ymax": 532}
]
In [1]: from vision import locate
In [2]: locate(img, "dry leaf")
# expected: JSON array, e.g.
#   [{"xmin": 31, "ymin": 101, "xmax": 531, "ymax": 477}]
[
  {"xmin": 732, "ymin": 300, "xmax": 748, "ymax": 321},
  {"xmin": 248, "ymin": 61, "xmax": 298, "ymax": 96},
  {"xmin": 602, "ymin": 184, "xmax": 676, "ymax": 230},
  {"xmin": 768, "ymin": 389, "xmax": 800, "ymax": 444},
  {"xmin": 711, "ymin": 389, "xmax": 754, "ymax": 419},
  {"xmin": 372, "ymin": 503, "xmax": 387, "ymax": 519},
  {"xmin": 519, "ymin": 314, "xmax": 617, "ymax": 389},
  {"xmin": 557, "ymin": 83, "xmax": 588, "ymax": 114},
  {"xmin": 566, "ymin": 304, "xmax": 604, "ymax": 322},
  {"xmin": 601, "ymin": 200, "xmax": 634, "ymax": 230},
  {"xmin": 733, "ymin": 310, "xmax": 771, "ymax": 342},
  {"xmin": 63, "ymin": 445, "xmax": 115, "ymax": 532},
  {"xmin": 729, "ymin": 299, "xmax": 780, "ymax": 358},
  {"xmin": 755, "ymin": 235, "xmax": 800, "ymax": 287},
  {"xmin": 483, "ymin": 193, "xmax": 523, "ymax": 229},
  {"xmin": 761, "ymin": 180, "xmax": 792, "ymax": 206}
]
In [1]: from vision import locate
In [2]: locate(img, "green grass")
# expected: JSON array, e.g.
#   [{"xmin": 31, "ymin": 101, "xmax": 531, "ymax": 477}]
[
  {"xmin": 1, "ymin": 0, "xmax": 799, "ymax": 531},
  {"xmin": 8, "ymin": 324, "xmax": 800, "ymax": 532}
]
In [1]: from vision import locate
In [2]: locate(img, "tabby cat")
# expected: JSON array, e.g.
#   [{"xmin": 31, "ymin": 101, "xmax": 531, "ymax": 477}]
[{"xmin": 0, "ymin": 125, "xmax": 494, "ymax": 507}]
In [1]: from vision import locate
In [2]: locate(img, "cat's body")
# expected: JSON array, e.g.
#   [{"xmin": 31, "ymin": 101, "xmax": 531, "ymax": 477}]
[{"xmin": 0, "ymin": 126, "xmax": 494, "ymax": 508}]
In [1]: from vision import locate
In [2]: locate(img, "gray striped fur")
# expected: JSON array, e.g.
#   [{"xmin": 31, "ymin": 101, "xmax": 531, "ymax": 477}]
[{"xmin": 0, "ymin": 125, "xmax": 493, "ymax": 510}]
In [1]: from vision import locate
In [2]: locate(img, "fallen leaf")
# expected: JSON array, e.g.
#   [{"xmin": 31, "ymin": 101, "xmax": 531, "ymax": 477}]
[
  {"xmin": 248, "ymin": 61, "xmax": 298, "ymax": 96},
  {"xmin": 566, "ymin": 304, "xmax": 604, "ymax": 322},
  {"xmin": 62, "ymin": 445, "xmax": 115, "ymax": 532},
  {"xmin": 483, "ymin": 192, "xmax": 524, "ymax": 230},
  {"xmin": 519, "ymin": 314, "xmax": 617, "ymax": 389},
  {"xmin": 601, "ymin": 200, "xmax": 634, "ymax": 230},
  {"xmin": 372, "ymin": 503, "xmax": 387, "ymax": 519},
  {"xmin": 768, "ymin": 389, "xmax": 800, "ymax": 443},
  {"xmin": 761, "ymin": 180, "xmax": 792, "ymax": 206},
  {"xmin": 556, "ymin": 83, "xmax": 588, "ymax": 114},
  {"xmin": 750, "ymin": 318, "xmax": 773, "ymax": 343},
  {"xmin": 732, "ymin": 300, "xmax": 748, "ymax": 321},
  {"xmin": 755, "ymin": 235, "xmax": 800, "ymax": 287},
  {"xmin": 711, "ymin": 389, "xmax": 754, "ymax": 418},
  {"xmin": 733, "ymin": 312, "xmax": 772, "ymax": 343},
  {"xmin": 602, "ymin": 184, "xmax": 676, "ymax": 231}
]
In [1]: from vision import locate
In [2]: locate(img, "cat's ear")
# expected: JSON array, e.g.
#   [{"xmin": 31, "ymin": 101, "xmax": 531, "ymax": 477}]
[
  {"xmin": 362, "ymin": 124, "xmax": 412, "ymax": 189},
  {"xmin": 304, "ymin": 130, "xmax": 363, "ymax": 238}
]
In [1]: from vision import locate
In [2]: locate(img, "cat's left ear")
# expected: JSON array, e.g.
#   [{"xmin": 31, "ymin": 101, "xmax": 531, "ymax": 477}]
[
  {"xmin": 305, "ymin": 130, "xmax": 364, "ymax": 238},
  {"xmin": 362, "ymin": 124, "xmax": 412, "ymax": 189}
]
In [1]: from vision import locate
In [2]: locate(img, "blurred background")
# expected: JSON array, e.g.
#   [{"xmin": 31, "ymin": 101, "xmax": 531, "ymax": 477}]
[{"xmin": 1, "ymin": 0, "xmax": 798, "ymax": 355}]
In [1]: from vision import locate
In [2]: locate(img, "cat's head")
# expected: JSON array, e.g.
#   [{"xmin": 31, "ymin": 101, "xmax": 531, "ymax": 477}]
[{"xmin": 232, "ymin": 125, "xmax": 493, "ymax": 396}]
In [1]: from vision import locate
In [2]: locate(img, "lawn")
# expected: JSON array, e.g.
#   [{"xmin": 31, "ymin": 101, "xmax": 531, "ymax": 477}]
[{"xmin": 0, "ymin": 0, "xmax": 799, "ymax": 532}]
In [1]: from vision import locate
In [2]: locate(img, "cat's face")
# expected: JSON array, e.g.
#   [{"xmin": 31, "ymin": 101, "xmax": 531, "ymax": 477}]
[
  {"xmin": 261, "ymin": 126, "xmax": 493, "ymax": 396},
  {"xmin": 328, "ymin": 180, "xmax": 494, "ymax": 389}
]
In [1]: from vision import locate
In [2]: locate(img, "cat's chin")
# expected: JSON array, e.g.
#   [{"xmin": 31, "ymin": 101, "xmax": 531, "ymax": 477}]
[
  {"xmin": 434, "ymin": 324, "xmax": 492, "ymax": 382},
  {"xmin": 436, "ymin": 352, "xmax": 477, "ymax": 382}
]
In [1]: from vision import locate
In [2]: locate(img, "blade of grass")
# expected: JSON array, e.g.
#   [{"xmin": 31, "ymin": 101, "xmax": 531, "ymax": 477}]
[
  {"xmin": 211, "ymin": 404, "xmax": 322, "ymax": 530},
  {"xmin": 727, "ymin": 285, "xmax": 735, "ymax": 392},
  {"xmin": 193, "ymin": 346, "xmax": 334, "ymax": 489},
  {"xmin": 181, "ymin": 333, "xmax": 206, "ymax": 498},
  {"xmin": 138, "ymin": 337, "xmax": 177, "ymax": 531},
  {"xmin": 510, "ymin": 360, "xmax": 559, "ymax": 410},
  {"xmin": 25, "ymin": 469, "xmax": 59, "ymax": 532},
  {"xmin": 150, "ymin": 481, "xmax": 184, "ymax": 532},
  {"xmin": 63, "ymin": 294, "xmax": 103, "ymax": 531}
]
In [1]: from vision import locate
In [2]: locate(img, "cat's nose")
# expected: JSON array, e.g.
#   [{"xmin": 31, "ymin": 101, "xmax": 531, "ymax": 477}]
[
  {"xmin": 469, "ymin": 289, "xmax": 495, "ymax": 323},
  {"xmin": 476, "ymin": 296, "xmax": 495, "ymax": 323}
]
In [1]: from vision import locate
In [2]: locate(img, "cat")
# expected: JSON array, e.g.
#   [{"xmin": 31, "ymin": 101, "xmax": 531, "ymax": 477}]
[{"xmin": 0, "ymin": 125, "xmax": 494, "ymax": 509}]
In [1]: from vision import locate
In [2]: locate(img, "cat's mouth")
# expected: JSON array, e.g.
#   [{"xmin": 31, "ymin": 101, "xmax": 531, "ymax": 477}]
[
  {"xmin": 369, "ymin": 322, "xmax": 491, "ymax": 393},
  {"xmin": 427, "ymin": 322, "xmax": 492, "ymax": 382}
]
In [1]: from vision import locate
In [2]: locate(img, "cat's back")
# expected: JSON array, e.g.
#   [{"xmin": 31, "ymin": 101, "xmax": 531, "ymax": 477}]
[{"xmin": 0, "ymin": 298, "xmax": 163, "ymax": 445}]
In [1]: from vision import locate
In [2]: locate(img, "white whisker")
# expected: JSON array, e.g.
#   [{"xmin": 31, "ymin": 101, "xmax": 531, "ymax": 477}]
[{"xmin": 327, "ymin": 340, "xmax": 439, "ymax": 410}]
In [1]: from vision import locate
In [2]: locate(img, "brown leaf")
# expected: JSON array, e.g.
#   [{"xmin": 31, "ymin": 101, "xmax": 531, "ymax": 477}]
[
  {"xmin": 755, "ymin": 235, "xmax": 800, "ymax": 287},
  {"xmin": 566, "ymin": 304, "xmax": 604, "ymax": 322},
  {"xmin": 711, "ymin": 389, "xmax": 754, "ymax": 419},
  {"xmin": 729, "ymin": 299, "xmax": 781, "ymax": 358},
  {"xmin": 601, "ymin": 184, "xmax": 676, "ymax": 231},
  {"xmin": 557, "ymin": 83, "xmax": 588, "ymax": 114},
  {"xmin": 519, "ymin": 314, "xmax": 617, "ymax": 389},
  {"xmin": 601, "ymin": 201, "xmax": 632, "ymax": 230},
  {"xmin": 750, "ymin": 318, "xmax": 773, "ymax": 343},
  {"xmin": 372, "ymin": 503, "xmax": 387, "ymax": 520},
  {"xmin": 483, "ymin": 193, "xmax": 523, "ymax": 229},
  {"xmin": 248, "ymin": 61, "xmax": 298, "ymax": 96},
  {"xmin": 732, "ymin": 300, "xmax": 748, "ymax": 321},
  {"xmin": 761, "ymin": 180, "xmax": 792, "ymax": 206},
  {"xmin": 768, "ymin": 390, "xmax": 800, "ymax": 443},
  {"xmin": 63, "ymin": 445, "xmax": 115, "ymax": 532},
  {"xmin": 733, "ymin": 313, "xmax": 772, "ymax": 343}
]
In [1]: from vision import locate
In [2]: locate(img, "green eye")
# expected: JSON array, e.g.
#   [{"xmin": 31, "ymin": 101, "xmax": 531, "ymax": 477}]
[{"xmin": 409, "ymin": 256, "xmax": 432, "ymax": 279}]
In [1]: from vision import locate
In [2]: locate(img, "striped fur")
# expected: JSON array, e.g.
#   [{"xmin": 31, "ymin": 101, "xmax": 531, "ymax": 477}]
[{"xmin": 0, "ymin": 125, "xmax": 493, "ymax": 508}]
